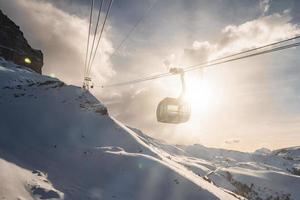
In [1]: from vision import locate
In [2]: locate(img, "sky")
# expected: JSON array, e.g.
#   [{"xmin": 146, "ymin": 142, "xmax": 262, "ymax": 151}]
[{"xmin": 1, "ymin": 0, "xmax": 300, "ymax": 152}]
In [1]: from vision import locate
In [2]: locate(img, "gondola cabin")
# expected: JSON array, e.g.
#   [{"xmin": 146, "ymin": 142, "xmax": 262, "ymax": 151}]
[{"xmin": 156, "ymin": 97, "xmax": 191, "ymax": 124}]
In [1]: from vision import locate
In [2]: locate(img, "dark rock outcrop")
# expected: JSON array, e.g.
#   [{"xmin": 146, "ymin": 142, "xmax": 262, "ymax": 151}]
[{"xmin": 0, "ymin": 10, "xmax": 43, "ymax": 73}]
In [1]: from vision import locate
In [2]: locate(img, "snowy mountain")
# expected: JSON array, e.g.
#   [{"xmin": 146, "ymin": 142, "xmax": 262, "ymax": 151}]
[
  {"xmin": 0, "ymin": 58, "xmax": 299, "ymax": 200},
  {"xmin": 181, "ymin": 145, "xmax": 300, "ymax": 200},
  {"xmin": 254, "ymin": 148, "xmax": 272, "ymax": 156},
  {"xmin": 129, "ymin": 130, "xmax": 300, "ymax": 200},
  {"xmin": 0, "ymin": 58, "xmax": 238, "ymax": 200}
]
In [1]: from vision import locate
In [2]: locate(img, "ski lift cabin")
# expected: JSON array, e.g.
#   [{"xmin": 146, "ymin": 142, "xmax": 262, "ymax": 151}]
[
  {"xmin": 156, "ymin": 68, "xmax": 191, "ymax": 124},
  {"xmin": 156, "ymin": 97, "xmax": 190, "ymax": 124}
]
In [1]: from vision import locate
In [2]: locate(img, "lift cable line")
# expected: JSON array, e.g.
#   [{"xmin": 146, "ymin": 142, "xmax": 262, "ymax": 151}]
[
  {"xmin": 99, "ymin": 35, "xmax": 300, "ymax": 88},
  {"xmin": 84, "ymin": 0, "xmax": 94, "ymax": 78},
  {"xmin": 111, "ymin": 0, "xmax": 159, "ymax": 57},
  {"xmin": 87, "ymin": 0, "xmax": 114, "ymax": 77},
  {"xmin": 100, "ymin": 37, "xmax": 300, "ymax": 88},
  {"xmin": 185, "ymin": 34, "xmax": 300, "ymax": 71},
  {"xmin": 103, "ymin": 41, "xmax": 300, "ymax": 87},
  {"xmin": 185, "ymin": 41, "xmax": 300, "ymax": 72},
  {"xmin": 86, "ymin": 0, "xmax": 104, "ymax": 75},
  {"xmin": 84, "ymin": 0, "xmax": 157, "ymax": 89}
]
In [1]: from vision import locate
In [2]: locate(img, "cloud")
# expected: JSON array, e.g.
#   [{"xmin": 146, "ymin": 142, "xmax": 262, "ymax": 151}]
[
  {"xmin": 183, "ymin": 11, "xmax": 300, "ymax": 65},
  {"xmin": 224, "ymin": 139, "xmax": 240, "ymax": 145},
  {"xmin": 163, "ymin": 54, "xmax": 176, "ymax": 69},
  {"xmin": 0, "ymin": 0, "xmax": 114, "ymax": 85},
  {"xmin": 173, "ymin": 10, "xmax": 300, "ymax": 150},
  {"xmin": 259, "ymin": 0, "xmax": 271, "ymax": 15},
  {"xmin": 183, "ymin": 41, "xmax": 216, "ymax": 66}
]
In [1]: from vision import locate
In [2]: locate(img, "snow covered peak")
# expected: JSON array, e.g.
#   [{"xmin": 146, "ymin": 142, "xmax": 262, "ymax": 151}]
[
  {"xmin": 273, "ymin": 146, "xmax": 300, "ymax": 161},
  {"xmin": 0, "ymin": 59, "xmax": 238, "ymax": 200},
  {"xmin": 254, "ymin": 147, "xmax": 271, "ymax": 155},
  {"xmin": 1, "ymin": 59, "xmax": 299, "ymax": 200}
]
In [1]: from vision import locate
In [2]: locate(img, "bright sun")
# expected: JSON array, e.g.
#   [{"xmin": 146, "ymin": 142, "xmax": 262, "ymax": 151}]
[{"xmin": 184, "ymin": 76, "xmax": 221, "ymax": 115}]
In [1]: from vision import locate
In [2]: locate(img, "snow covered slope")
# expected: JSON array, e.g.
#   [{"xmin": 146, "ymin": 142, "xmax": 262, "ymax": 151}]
[
  {"xmin": 1, "ymin": 58, "xmax": 299, "ymax": 200},
  {"xmin": 0, "ymin": 158, "xmax": 63, "ymax": 200},
  {"xmin": 129, "ymin": 129, "xmax": 300, "ymax": 200},
  {"xmin": 0, "ymin": 59, "xmax": 238, "ymax": 200}
]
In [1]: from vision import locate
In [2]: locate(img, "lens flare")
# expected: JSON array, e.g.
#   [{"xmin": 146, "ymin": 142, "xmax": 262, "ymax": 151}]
[{"xmin": 185, "ymin": 77, "xmax": 221, "ymax": 115}]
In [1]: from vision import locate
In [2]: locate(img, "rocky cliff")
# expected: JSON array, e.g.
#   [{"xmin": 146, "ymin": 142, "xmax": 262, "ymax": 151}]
[{"xmin": 0, "ymin": 10, "xmax": 43, "ymax": 73}]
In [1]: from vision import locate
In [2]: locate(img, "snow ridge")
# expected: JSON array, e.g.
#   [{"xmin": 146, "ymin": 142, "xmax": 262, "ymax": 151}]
[
  {"xmin": 0, "ymin": 59, "xmax": 237, "ymax": 200},
  {"xmin": 1, "ymin": 59, "xmax": 299, "ymax": 200}
]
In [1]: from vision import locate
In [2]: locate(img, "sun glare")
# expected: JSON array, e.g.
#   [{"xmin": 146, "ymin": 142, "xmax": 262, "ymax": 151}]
[{"xmin": 185, "ymin": 76, "xmax": 221, "ymax": 115}]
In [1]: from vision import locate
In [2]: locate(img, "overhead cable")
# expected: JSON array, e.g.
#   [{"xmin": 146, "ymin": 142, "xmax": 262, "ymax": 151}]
[
  {"xmin": 84, "ymin": 0, "xmax": 94, "ymax": 77},
  {"xmin": 101, "ymin": 38, "xmax": 300, "ymax": 88},
  {"xmin": 87, "ymin": 0, "xmax": 114, "ymax": 76},
  {"xmin": 87, "ymin": 0, "xmax": 104, "ymax": 73},
  {"xmin": 112, "ymin": 0, "xmax": 159, "ymax": 57}
]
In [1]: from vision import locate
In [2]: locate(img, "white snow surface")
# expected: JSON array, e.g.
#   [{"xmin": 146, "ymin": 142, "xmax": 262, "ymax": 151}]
[
  {"xmin": 134, "ymin": 134, "xmax": 300, "ymax": 200},
  {"xmin": 0, "ymin": 59, "xmax": 238, "ymax": 199},
  {"xmin": 1, "ymin": 59, "xmax": 299, "ymax": 200},
  {"xmin": 0, "ymin": 158, "xmax": 64, "ymax": 200}
]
